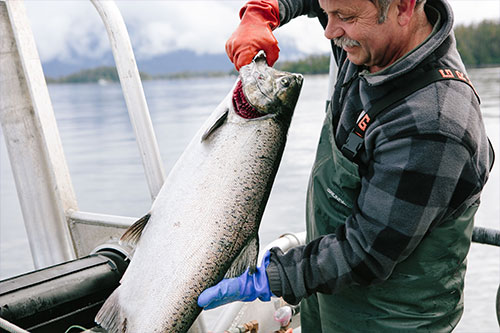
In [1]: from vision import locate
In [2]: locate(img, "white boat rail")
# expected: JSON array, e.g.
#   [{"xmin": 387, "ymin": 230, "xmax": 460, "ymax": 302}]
[
  {"xmin": 0, "ymin": 0, "xmax": 78, "ymax": 267},
  {"xmin": 0, "ymin": 0, "xmax": 206, "ymax": 329},
  {"xmin": 0, "ymin": 0, "xmax": 166, "ymax": 266},
  {"xmin": 2, "ymin": 1, "xmax": 499, "ymax": 331},
  {"xmin": 90, "ymin": 0, "xmax": 166, "ymax": 200}
]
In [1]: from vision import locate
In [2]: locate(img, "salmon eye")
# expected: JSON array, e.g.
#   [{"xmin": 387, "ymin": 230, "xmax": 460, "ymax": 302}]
[{"xmin": 281, "ymin": 78, "xmax": 290, "ymax": 87}]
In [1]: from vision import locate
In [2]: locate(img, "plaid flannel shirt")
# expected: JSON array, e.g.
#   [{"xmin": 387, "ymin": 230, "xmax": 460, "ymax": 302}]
[{"xmin": 266, "ymin": 0, "xmax": 493, "ymax": 304}]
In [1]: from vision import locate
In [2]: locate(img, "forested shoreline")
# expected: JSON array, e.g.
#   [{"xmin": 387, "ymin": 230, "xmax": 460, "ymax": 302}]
[
  {"xmin": 47, "ymin": 19, "xmax": 499, "ymax": 83},
  {"xmin": 454, "ymin": 20, "xmax": 499, "ymax": 67},
  {"xmin": 278, "ymin": 20, "xmax": 500, "ymax": 74}
]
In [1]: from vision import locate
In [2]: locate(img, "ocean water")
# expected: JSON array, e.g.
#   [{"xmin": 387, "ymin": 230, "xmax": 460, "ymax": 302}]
[{"xmin": 1, "ymin": 68, "xmax": 499, "ymax": 332}]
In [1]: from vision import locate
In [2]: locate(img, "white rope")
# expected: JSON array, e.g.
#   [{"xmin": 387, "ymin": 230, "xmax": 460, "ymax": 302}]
[{"xmin": 0, "ymin": 316, "xmax": 30, "ymax": 333}]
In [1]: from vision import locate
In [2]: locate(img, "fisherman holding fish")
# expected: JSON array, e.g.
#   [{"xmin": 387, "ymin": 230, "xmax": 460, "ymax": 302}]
[{"xmin": 198, "ymin": 0, "xmax": 495, "ymax": 331}]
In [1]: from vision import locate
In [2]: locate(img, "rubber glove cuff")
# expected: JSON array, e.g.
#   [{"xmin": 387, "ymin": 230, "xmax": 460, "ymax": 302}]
[
  {"xmin": 198, "ymin": 251, "xmax": 273, "ymax": 310},
  {"xmin": 225, "ymin": 0, "xmax": 280, "ymax": 70}
]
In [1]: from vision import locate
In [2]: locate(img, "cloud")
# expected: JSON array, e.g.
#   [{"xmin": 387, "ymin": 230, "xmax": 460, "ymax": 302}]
[
  {"xmin": 23, "ymin": 1, "xmax": 111, "ymax": 62},
  {"xmin": 24, "ymin": 0, "xmax": 245, "ymax": 61},
  {"xmin": 275, "ymin": 15, "xmax": 332, "ymax": 55},
  {"xmin": 23, "ymin": 0, "xmax": 499, "ymax": 63},
  {"xmin": 449, "ymin": 0, "xmax": 500, "ymax": 25},
  {"xmin": 119, "ymin": 1, "xmax": 242, "ymax": 57}
]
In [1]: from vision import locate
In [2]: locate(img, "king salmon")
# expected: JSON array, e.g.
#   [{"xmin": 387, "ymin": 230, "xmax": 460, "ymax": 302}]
[{"xmin": 95, "ymin": 52, "xmax": 303, "ymax": 332}]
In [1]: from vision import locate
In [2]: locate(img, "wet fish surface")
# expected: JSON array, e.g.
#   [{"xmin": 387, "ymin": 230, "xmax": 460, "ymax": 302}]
[{"xmin": 95, "ymin": 52, "xmax": 303, "ymax": 333}]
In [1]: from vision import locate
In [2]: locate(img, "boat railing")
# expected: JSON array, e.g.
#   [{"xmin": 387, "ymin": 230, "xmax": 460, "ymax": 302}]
[
  {"xmin": 90, "ymin": 0, "xmax": 165, "ymax": 199},
  {"xmin": 0, "ymin": 0, "xmax": 165, "ymax": 268},
  {"xmin": 1, "ymin": 0, "xmax": 79, "ymax": 267},
  {"xmin": 1, "ymin": 0, "xmax": 499, "ymax": 331}
]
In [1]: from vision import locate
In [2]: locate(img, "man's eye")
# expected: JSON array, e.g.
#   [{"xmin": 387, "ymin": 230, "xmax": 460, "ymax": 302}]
[{"xmin": 338, "ymin": 14, "xmax": 353, "ymax": 22}]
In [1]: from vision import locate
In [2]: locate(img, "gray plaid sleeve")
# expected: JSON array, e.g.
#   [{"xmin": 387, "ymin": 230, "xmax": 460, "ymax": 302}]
[
  {"xmin": 267, "ymin": 72, "xmax": 494, "ymax": 301},
  {"xmin": 266, "ymin": 70, "xmax": 493, "ymax": 303},
  {"xmin": 267, "ymin": 132, "xmax": 480, "ymax": 304},
  {"xmin": 278, "ymin": 0, "xmax": 323, "ymax": 25},
  {"xmin": 265, "ymin": 7, "xmax": 492, "ymax": 304}
]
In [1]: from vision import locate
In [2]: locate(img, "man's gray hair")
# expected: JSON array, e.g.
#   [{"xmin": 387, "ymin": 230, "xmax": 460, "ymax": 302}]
[{"xmin": 373, "ymin": 0, "xmax": 427, "ymax": 23}]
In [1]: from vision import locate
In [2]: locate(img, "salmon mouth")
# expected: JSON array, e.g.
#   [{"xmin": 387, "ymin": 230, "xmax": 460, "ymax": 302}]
[{"xmin": 232, "ymin": 80, "xmax": 264, "ymax": 119}]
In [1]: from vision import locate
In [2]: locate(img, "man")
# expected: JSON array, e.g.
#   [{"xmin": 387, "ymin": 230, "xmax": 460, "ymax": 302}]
[{"xmin": 198, "ymin": 0, "xmax": 494, "ymax": 331}]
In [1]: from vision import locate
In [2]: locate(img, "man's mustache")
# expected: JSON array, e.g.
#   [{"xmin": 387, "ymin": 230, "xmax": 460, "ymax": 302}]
[{"xmin": 332, "ymin": 36, "xmax": 361, "ymax": 48}]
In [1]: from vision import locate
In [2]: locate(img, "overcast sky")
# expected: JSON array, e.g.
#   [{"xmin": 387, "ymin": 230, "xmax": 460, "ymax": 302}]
[{"xmin": 22, "ymin": 0, "xmax": 500, "ymax": 63}]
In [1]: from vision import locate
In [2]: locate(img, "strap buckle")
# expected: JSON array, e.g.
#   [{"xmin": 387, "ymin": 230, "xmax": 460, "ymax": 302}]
[{"xmin": 341, "ymin": 132, "xmax": 364, "ymax": 161}]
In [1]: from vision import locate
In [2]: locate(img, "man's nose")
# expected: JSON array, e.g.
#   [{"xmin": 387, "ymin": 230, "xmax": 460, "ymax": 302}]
[{"xmin": 324, "ymin": 18, "xmax": 344, "ymax": 40}]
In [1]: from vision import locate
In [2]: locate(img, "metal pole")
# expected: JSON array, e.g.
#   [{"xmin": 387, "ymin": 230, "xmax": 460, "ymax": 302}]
[
  {"xmin": 0, "ymin": 0, "xmax": 77, "ymax": 267},
  {"xmin": 472, "ymin": 226, "xmax": 500, "ymax": 247},
  {"xmin": 90, "ymin": 0, "xmax": 166, "ymax": 201}
]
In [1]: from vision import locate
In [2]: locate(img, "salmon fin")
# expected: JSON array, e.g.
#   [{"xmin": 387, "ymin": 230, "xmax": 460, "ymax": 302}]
[
  {"xmin": 224, "ymin": 236, "xmax": 259, "ymax": 278},
  {"xmin": 120, "ymin": 213, "xmax": 151, "ymax": 247},
  {"xmin": 95, "ymin": 288, "xmax": 128, "ymax": 333},
  {"xmin": 201, "ymin": 107, "xmax": 228, "ymax": 142}
]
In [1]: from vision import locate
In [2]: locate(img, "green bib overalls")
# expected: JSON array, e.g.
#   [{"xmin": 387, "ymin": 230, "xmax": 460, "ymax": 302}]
[{"xmin": 300, "ymin": 72, "xmax": 480, "ymax": 332}]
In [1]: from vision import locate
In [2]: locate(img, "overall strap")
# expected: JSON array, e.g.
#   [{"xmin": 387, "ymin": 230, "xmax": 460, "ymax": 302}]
[{"xmin": 341, "ymin": 67, "xmax": 480, "ymax": 161}]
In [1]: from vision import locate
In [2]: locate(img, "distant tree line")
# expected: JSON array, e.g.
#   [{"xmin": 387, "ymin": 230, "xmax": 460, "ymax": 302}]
[
  {"xmin": 46, "ymin": 66, "xmax": 151, "ymax": 84},
  {"xmin": 455, "ymin": 20, "xmax": 500, "ymax": 67},
  {"xmin": 47, "ymin": 20, "xmax": 498, "ymax": 83},
  {"xmin": 46, "ymin": 66, "xmax": 232, "ymax": 84},
  {"xmin": 277, "ymin": 19, "xmax": 500, "ymax": 74},
  {"xmin": 155, "ymin": 71, "xmax": 232, "ymax": 80},
  {"xmin": 277, "ymin": 54, "xmax": 331, "ymax": 74}
]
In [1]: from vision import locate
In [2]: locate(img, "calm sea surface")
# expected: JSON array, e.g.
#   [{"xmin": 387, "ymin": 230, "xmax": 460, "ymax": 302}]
[{"xmin": 1, "ymin": 67, "xmax": 499, "ymax": 332}]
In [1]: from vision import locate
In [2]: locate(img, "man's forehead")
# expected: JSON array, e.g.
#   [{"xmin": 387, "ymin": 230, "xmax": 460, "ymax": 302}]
[{"xmin": 319, "ymin": 0, "xmax": 365, "ymax": 13}]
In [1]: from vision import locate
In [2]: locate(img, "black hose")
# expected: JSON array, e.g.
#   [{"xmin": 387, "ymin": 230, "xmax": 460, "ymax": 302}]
[
  {"xmin": 0, "ymin": 250, "xmax": 128, "ymax": 332},
  {"xmin": 472, "ymin": 226, "xmax": 500, "ymax": 247}
]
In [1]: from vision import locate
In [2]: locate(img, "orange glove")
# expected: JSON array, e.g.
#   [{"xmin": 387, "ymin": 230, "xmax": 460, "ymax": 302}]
[{"xmin": 225, "ymin": 0, "xmax": 280, "ymax": 71}]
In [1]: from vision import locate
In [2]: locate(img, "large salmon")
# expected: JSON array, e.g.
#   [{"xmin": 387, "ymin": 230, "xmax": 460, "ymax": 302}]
[{"xmin": 95, "ymin": 52, "xmax": 303, "ymax": 332}]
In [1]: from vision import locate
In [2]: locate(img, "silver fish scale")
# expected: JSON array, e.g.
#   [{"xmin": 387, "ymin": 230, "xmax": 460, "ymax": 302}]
[
  {"xmin": 95, "ymin": 56, "xmax": 303, "ymax": 333},
  {"xmin": 122, "ymin": 116, "xmax": 286, "ymax": 332}
]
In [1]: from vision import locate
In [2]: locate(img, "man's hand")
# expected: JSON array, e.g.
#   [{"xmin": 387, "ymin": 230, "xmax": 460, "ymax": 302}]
[
  {"xmin": 226, "ymin": 0, "xmax": 280, "ymax": 71},
  {"xmin": 198, "ymin": 251, "xmax": 273, "ymax": 310}
]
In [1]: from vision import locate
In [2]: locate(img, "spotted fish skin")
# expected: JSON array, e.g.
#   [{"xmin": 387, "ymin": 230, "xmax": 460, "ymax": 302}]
[{"xmin": 95, "ymin": 53, "xmax": 303, "ymax": 333}]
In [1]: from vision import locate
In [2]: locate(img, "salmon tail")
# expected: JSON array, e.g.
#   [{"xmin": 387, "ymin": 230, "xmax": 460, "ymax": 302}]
[
  {"xmin": 95, "ymin": 288, "xmax": 127, "ymax": 333},
  {"xmin": 120, "ymin": 213, "xmax": 151, "ymax": 247},
  {"xmin": 224, "ymin": 236, "xmax": 259, "ymax": 278}
]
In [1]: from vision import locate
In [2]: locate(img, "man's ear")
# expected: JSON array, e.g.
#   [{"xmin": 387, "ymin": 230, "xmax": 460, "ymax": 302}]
[{"xmin": 396, "ymin": 0, "xmax": 416, "ymax": 26}]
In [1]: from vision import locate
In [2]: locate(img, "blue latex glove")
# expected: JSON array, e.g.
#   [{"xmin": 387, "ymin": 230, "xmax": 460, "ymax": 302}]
[{"xmin": 198, "ymin": 250, "xmax": 273, "ymax": 310}]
